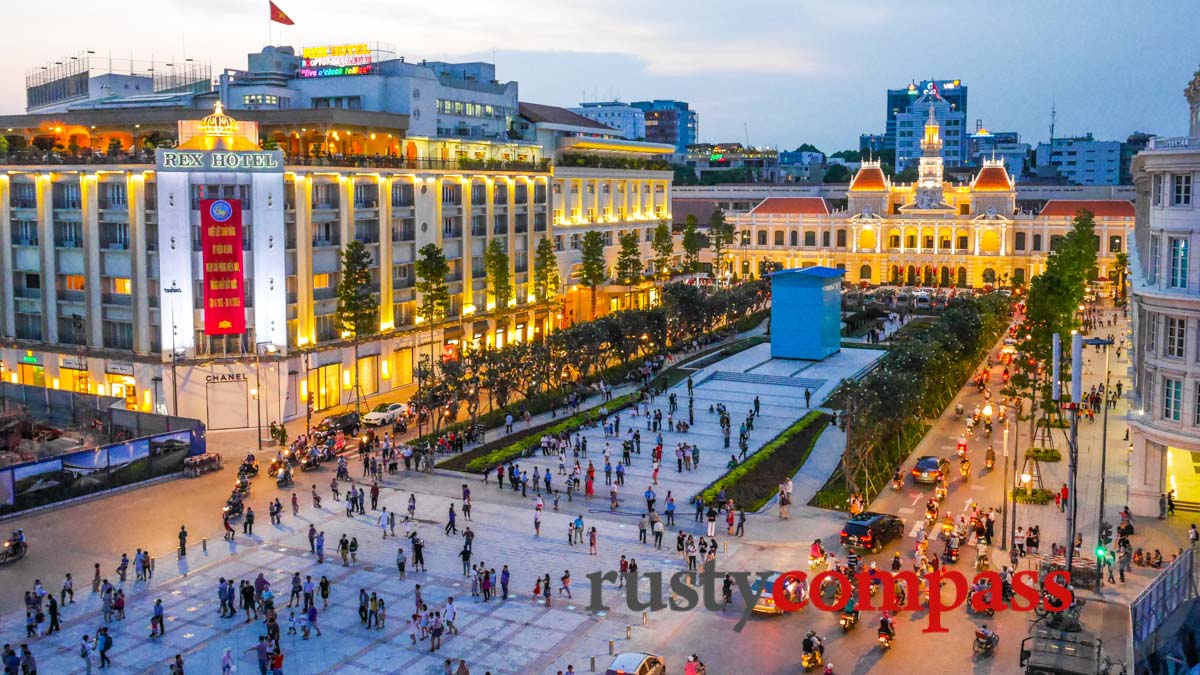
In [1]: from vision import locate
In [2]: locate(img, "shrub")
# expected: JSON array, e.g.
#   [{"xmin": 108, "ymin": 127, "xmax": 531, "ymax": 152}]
[
  {"xmin": 1026, "ymin": 447, "xmax": 1062, "ymax": 462},
  {"xmin": 452, "ymin": 392, "xmax": 640, "ymax": 473},
  {"xmin": 810, "ymin": 484, "xmax": 851, "ymax": 511},
  {"xmin": 733, "ymin": 310, "xmax": 768, "ymax": 333},
  {"xmin": 697, "ymin": 411, "xmax": 829, "ymax": 511},
  {"xmin": 1011, "ymin": 487, "xmax": 1055, "ymax": 505}
]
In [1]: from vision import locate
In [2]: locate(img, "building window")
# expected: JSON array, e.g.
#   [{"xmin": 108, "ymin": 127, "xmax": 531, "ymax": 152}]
[
  {"xmin": 1108, "ymin": 236, "xmax": 1122, "ymax": 253},
  {"xmin": 64, "ymin": 275, "xmax": 85, "ymax": 292},
  {"xmin": 442, "ymin": 183, "xmax": 461, "ymax": 205},
  {"xmin": 1163, "ymin": 377, "xmax": 1182, "ymax": 422},
  {"xmin": 1152, "ymin": 174, "xmax": 1163, "ymax": 207},
  {"xmin": 112, "ymin": 278, "xmax": 132, "ymax": 295},
  {"xmin": 392, "ymin": 182, "xmax": 415, "ymax": 207},
  {"xmin": 1014, "ymin": 232, "xmax": 1026, "ymax": 251},
  {"xmin": 1194, "ymin": 386, "xmax": 1200, "ymax": 426},
  {"xmin": 836, "ymin": 229, "xmax": 847, "ymax": 248},
  {"xmin": 790, "ymin": 231, "xmax": 798, "ymax": 247},
  {"xmin": 804, "ymin": 231, "xmax": 816, "ymax": 247},
  {"xmin": 313, "ymin": 273, "xmax": 331, "ymax": 289},
  {"xmin": 757, "ymin": 231, "xmax": 767, "ymax": 246},
  {"xmin": 773, "ymin": 231, "xmax": 784, "ymax": 246},
  {"xmin": 1170, "ymin": 238, "xmax": 1189, "ymax": 289},
  {"xmin": 1147, "ymin": 312, "xmax": 1158, "ymax": 354},
  {"xmin": 1032, "ymin": 234, "xmax": 1042, "ymax": 252},
  {"xmin": 1166, "ymin": 317, "xmax": 1186, "ymax": 358},
  {"xmin": 1149, "ymin": 235, "xmax": 1161, "ymax": 284},
  {"xmin": 1172, "ymin": 174, "xmax": 1192, "ymax": 206}
]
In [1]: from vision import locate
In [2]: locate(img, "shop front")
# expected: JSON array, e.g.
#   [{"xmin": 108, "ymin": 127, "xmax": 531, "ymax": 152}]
[
  {"xmin": 307, "ymin": 361, "xmax": 342, "ymax": 413},
  {"xmin": 59, "ymin": 356, "xmax": 91, "ymax": 393},
  {"xmin": 1167, "ymin": 445, "xmax": 1200, "ymax": 507},
  {"xmin": 104, "ymin": 362, "xmax": 138, "ymax": 409},
  {"xmin": 18, "ymin": 353, "xmax": 46, "ymax": 388}
]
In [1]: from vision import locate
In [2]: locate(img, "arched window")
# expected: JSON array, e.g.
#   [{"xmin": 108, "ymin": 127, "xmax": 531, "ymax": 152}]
[
  {"xmin": 757, "ymin": 231, "xmax": 767, "ymax": 246},
  {"xmin": 774, "ymin": 231, "xmax": 784, "ymax": 246}
]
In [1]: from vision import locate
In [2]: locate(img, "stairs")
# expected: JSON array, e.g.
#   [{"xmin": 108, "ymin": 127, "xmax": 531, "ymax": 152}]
[
  {"xmin": 708, "ymin": 371, "xmax": 826, "ymax": 391},
  {"xmin": 1173, "ymin": 500, "xmax": 1200, "ymax": 514}
]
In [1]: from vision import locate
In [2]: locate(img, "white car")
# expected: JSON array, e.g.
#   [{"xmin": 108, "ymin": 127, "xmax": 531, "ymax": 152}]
[{"xmin": 362, "ymin": 402, "xmax": 408, "ymax": 426}]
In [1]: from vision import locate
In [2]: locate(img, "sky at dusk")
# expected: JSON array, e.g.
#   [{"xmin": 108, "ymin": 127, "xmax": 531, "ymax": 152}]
[{"xmin": 3, "ymin": 0, "xmax": 1197, "ymax": 152}]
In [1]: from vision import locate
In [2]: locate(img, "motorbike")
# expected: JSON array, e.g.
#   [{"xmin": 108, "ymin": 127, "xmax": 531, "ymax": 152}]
[
  {"xmin": 878, "ymin": 630, "xmax": 893, "ymax": 652},
  {"xmin": 839, "ymin": 611, "xmax": 858, "ymax": 633},
  {"xmin": 985, "ymin": 447, "xmax": 995, "ymax": 470},
  {"xmin": 934, "ymin": 484, "xmax": 947, "ymax": 502},
  {"xmin": 238, "ymin": 459, "xmax": 259, "ymax": 478},
  {"xmin": 299, "ymin": 452, "xmax": 320, "ymax": 471},
  {"xmin": 891, "ymin": 475, "xmax": 903, "ymax": 491},
  {"xmin": 967, "ymin": 590, "xmax": 995, "ymax": 616},
  {"xmin": 956, "ymin": 438, "xmax": 968, "ymax": 458},
  {"xmin": 973, "ymin": 632, "xmax": 999, "ymax": 656},
  {"xmin": 983, "ymin": 423, "xmax": 992, "ymax": 438},
  {"xmin": 234, "ymin": 476, "xmax": 251, "ymax": 496},
  {"xmin": 223, "ymin": 497, "xmax": 245, "ymax": 518},
  {"xmin": 809, "ymin": 554, "xmax": 826, "ymax": 571},
  {"xmin": 925, "ymin": 510, "xmax": 938, "ymax": 529},
  {"xmin": 954, "ymin": 403, "xmax": 963, "ymax": 419},
  {"xmin": 942, "ymin": 544, "xmax": 960, "ymax": 564},
  {"xmin": 268, "ymin": 458, "xmax": 287, "ymax": 477},
  {"xmin": 0, "ymin": 532, "xmax": 27, "ymax": 564},
  {"xmin": 960, "ymin": 461, "xmax": 971, "ymax": 481},
  {"xmin": 801, "ymin": 650, "xmax": 823, "ymax": 671},
  {"xmin": 276, "ymin": 471, "xmax": 294, "ymax": 488}
]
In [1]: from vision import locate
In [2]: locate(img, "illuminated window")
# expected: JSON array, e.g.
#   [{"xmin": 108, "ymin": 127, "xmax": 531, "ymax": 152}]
[
  {"xmin": 112, "ymin": 278, "xmax": 132, "ymax": 294},
  {"xmin": 313, "ymin": 273, "xmax": 331, "ymax": 289},
  {"xmin": 64, "ymin": 275, "xmax": 85, "ymax": 291}
]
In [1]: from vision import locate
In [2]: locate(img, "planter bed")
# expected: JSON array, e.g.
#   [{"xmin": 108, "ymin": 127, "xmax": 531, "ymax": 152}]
[{"xmin": 698, "ymin": 411, "xmax": 830, "ymax": 511}]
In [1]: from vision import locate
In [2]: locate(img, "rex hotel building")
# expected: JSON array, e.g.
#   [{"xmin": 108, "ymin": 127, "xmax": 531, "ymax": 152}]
[{"xmin": 0, "ymin": 45, "xmax": 675, "ymax": 429}]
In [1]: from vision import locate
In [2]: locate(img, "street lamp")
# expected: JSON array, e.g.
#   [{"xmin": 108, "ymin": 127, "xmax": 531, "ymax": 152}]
[
  {"xmin": 1084, "ymin": 336, "xmax": 1115, "ymax": 571},
  {"xmin": 1001, "ymin": 421, "xmax": 1010, "ymax": 550},
  {"xmin": 254, "ymin": 341, "xmax": 277, "ymax": 451},
  {"xmin": 170, "ymin": 347, "xmax": 185, "ymax": 416},
  {"xmin": 1020, "ymin": 471, "xmax": 1032, "ymax": 496}
]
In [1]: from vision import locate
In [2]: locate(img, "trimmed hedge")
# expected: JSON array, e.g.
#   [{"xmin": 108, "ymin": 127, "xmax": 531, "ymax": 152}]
[
  {"xmin": 1012, "ymin": 487, "xmax": 1055, "ymax": 505},
  {"xmin": 1026, "ymin": 447, "xmax": 1062, "ymax": 462},
  {"xmin": 450, "ymin": 392, "xmax": 640, "ymax": 473},
  {"xmin": 733, "ymin": 310, "xmax": 769, "ymax": 333},
  {"xmin": 698, "ymin": 411, "xmax": 830, "ymax": 511}
]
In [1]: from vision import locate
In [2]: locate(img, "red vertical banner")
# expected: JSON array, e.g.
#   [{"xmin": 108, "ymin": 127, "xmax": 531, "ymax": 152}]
[{"xmin": 200, "ymin": 199, "xmax": 246, "ymax": 335}]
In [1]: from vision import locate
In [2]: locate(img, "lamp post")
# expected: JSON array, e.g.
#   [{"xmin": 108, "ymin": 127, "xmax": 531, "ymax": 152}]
[
  {"xmin": 170, "ymin": 347, "xmax": 185, "ymax": 416},
  {"xmin": 1085, "ymin": 336, "xmax": 1115, "ymax": 571},
  {"xmin": 1001, "ymin": 421, "xmax": 1010, "ymax": 550},
  {"xmin": 254, "ymin": 341, "xmax": 277, "ymax": 451}
]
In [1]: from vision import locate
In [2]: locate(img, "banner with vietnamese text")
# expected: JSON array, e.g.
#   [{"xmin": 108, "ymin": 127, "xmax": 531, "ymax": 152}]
[{"xmin": 200, "ymin": 199, "xmax": 246, "ymax": 335}]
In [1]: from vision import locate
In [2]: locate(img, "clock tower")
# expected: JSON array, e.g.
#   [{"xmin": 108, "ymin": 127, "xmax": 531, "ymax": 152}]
[{"xmin": 915, "ymin": 105, "xmax": 945, "ymax": 209}]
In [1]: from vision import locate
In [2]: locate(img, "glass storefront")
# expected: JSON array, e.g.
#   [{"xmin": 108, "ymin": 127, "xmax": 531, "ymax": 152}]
[
  {"xmin": 60, "ymin": 367, "xmax": 90, "ymax": 393},
  {"xmin": 106, "ymin": 374, "xmax": 137, "ymax": 408},
  {"xmin": 356, "ymin": 355, "xmax": 379, "ymax": 397},
  {"xmin": 392, "ymin": 348, "xmax": 413, "ymax": 387},
  {"xmin": 19, "ymin": 363, "xmax": 45, "ymax": 387},
  {"xmin": 307, "ymin": 362, "xmax": 341, "ymax": 412},
  {"xmin": 1167, "ymin": 445, "xmax": 1200, "ymax": 504}
]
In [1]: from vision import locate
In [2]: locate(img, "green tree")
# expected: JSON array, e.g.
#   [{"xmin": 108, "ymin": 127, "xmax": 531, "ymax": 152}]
[
  {"xmin": 831, "ymin": 150, "xmax": 861, "ymax": 162},
  {"xmin": 483, "ymin": 238, "xmax": 512, "ymax": 312},
  {"xmin": 652, "ymin": 220, "xmax": 674, "ymax": 284},
  {"xmin": 896, "ymin": 165, "xmax": 919, "ymax": 182},
  {"xmin": 823, "ymin": 164, "xmax": 852, "ymax": 183},
  {"xmin": 532, "ymin": 236, "xmax": 561, "ymax": 303},
  {"xmin": 707, "ymin": 209, "xmax": 733, "ymax": 280},
  {"xmin": 795, "ymin": 143, "xmax": 822, "ymax": 154},
  {"xmin": 336, "ymin": 240, "xmax": 377, "ymax": 414},
  {"xmin": 579, "ymin": 230, "xmax": 608, "ymax": 319},
  {"xmin": 1113, "ymin": 251, "xmax": 1129, "ymax": 300},
  {"xmin": 681, "ymin": 215, "xmax": 703, "ymax": 273},
  {"xmin": 616, "ymin": 231, "xmax": 643, "ymax": 285}
]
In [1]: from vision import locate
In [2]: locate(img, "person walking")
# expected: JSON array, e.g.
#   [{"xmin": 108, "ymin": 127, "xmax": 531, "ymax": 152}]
[
  {"xmin": 445, "ymin": 505, "xmax": 458, "ymax": 536},
  {"xmin": 735, "ymin": 509, "xmax": 746, "ymax": 537},
  {"xmin": 379, "ymin": 508, "xmax": 390, "ymax": 539},
  {"xmin": 79, "ymin": 635, "xmax": 94, "ymax": 675},
  {"xmin": 559, "ymin": 570, "xmax": 572, "ymax": 598}
]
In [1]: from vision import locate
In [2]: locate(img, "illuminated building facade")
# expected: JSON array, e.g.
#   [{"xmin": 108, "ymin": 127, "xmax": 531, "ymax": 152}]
[
  {"xmin": 0, "ymin": 46, "xmax": 677, "ymax": 430},
  {"xmin": 1127, "ymin": 68, "xmax": 1200, "ymax": 513},
  {"xmin": 723, "ymin": 109, "xmax": 1132, "ymax": 288}
]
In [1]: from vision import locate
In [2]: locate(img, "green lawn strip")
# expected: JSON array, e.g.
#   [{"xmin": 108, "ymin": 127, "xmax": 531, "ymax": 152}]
[
  {"xmin": 697, "ymin": 411, "xmax": 830, "ymax": 511},
  {"xmin": 443, "ymin": 392, "xmax": 640, "ymax": 473}
]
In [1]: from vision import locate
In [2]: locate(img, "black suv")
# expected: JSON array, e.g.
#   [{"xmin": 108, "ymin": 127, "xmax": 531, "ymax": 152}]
[
  {"xmin": 840, "ymin": 512, "xmax": 905, "ymax": 553},
  {"xmin": 314, "ymin": 411, "xmax": 360, "ymax": 440}
]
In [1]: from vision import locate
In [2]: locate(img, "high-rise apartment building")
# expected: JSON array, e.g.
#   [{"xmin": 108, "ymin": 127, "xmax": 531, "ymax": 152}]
[
  {"xmin": 885, "ymin": 79, "xmax": 967, "ymax": 152},
  {"xmin": 630, "ymin": 100, "xmax": 698, "ymax": 152},
  {"xmin": 569, "ymin": 101, "xmax": 644, "ymax": 140}
]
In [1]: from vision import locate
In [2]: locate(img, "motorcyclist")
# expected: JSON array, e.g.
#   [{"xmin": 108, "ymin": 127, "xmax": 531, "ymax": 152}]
[
  {"xmin": 892, "ymin": 470, "xmax": 903, "ymax": 488},
  {"xmin": 955, "ymin": 403, "xmax": 963, "ymax": 418},
  {"xmin": 7, "ymin": 529, "xmax": 25, "ymax": 554},
  {"xmin": 956, "ymin": 436, "xmax": 968, "ymax": 455},
  {"xmin": 985, "ymin": 445, "xmax": 996, "ymax": 467},
  {"xmin": 925, "ymin": 499, "xmax": 938, "ymax": 522},
  {"xmin": 960, "ymin": 457, "xmax": 971, "ymax": 480},
  {"xmin": 802, "ymin": 631, "xmax": 825, "ymax": 659},
  {"xmin": 976, "ymin": 624, "xmax": 998, "ymax": 648},
  {"xmin": 879, "ymin": 611, "xmax": 895, "ymax": 639},
  {"xmin": 842, "ymin": 590, "xmax": 859, "ymax": 623},
  {"xmin": 811, "ymin": 539, "xmax": 825, "ymax": 560}
]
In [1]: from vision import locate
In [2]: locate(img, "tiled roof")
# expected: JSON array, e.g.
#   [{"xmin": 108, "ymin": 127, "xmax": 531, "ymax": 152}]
[
  {"xmin": 1039, "ymin": 200, "xmax": 1135, "ymax": 218},
  {"xmin": 747, "ymin": 197, "xmax": 829, "ymax": 215},
  {"xmin": 518, "ymin": 102, "xmax": 613, "ymax": 131},
  {"xmin": 972, "ymin": 165, "xmax": 1013, "ymax": 191},
  {"xmin": 848, "ymin": 166, "xmax": 888, "ymax": 191}
]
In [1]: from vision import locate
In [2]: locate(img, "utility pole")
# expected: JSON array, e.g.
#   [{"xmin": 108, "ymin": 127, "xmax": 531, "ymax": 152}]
[
  {"xmin": 1085, "ymin": 335, "xmax": 1115, "ymax": 586},
  {"xmin": 1065, "ymin": 333, "xmax": 1083, "ymax": 573},
  {"xmin": 1001, "ymin": 420, "xmax": 1010, "ymax": 550}
]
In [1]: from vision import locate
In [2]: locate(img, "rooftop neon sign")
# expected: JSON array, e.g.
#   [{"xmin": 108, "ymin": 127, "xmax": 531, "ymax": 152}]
[{"xmin": 298, "ymin": 64, "xmax": 374, "ymax": 78}]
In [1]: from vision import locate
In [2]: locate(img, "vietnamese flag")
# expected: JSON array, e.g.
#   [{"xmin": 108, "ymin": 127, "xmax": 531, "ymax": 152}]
[{"xmin": 269, "ymin": 1, "xmax": 294, "ymax": 25}]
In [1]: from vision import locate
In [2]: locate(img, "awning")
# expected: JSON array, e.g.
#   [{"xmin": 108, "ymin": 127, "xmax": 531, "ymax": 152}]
[
  {"xmin": 442, "ymin": 325, "xmax": 464, "ymax": 340},
  {"xmin": 473, "ymin": 320, "xmax": 491, "ymax": 333}
]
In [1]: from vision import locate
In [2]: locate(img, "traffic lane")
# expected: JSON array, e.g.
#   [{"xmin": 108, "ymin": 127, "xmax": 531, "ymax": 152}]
[{"xmin": 642, "ymin": 561, "xmax": 1034, "ymax": 674}]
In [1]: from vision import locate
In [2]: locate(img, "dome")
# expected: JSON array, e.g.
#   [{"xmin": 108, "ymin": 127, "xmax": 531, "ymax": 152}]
[
  {"xmin": 848, "ymin": 161, "xmax": 888, "ymax": 191},
  {"xmin": 198, "ymin": 102, "xmax": 239, "ymax": 136}
]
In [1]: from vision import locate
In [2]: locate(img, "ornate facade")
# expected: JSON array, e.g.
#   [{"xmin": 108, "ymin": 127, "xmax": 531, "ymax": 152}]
[{"xmin": 727, "ymin": 108, "xmax": 1132, "ymax": 288}]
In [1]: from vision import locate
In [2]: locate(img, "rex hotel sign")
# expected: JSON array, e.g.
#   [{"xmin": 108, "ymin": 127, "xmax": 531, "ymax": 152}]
[{"xmin": 156, "ymin": 150, "xmax": 283, "ymax": 172}]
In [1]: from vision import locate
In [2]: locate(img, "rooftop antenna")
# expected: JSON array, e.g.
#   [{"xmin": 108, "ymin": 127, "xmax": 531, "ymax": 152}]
[
  {"xmin": 743, "ymin": 122, "xmax": 751, "ymax": 148},
  {"xmin": 1049, "ymin": 103, "xmax": 1057, "ymax": 142}
]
